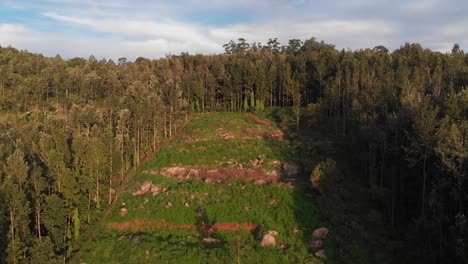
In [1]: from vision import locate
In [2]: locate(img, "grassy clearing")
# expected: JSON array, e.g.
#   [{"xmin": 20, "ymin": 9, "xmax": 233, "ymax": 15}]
[{"xmin": 73, "ymin": 112, "xmax": 331, "ymax": 264}]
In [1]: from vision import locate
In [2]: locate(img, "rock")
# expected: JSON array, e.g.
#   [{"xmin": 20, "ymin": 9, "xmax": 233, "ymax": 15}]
[
  {"xmin": 292, "ymin": 228, "xmax": 300, "ymax": 235},
  {"xmin": 268, "ymin": 199, "xmax": 278, "ymax": 206},
  {"xmin": 315, "ymin": 249, "xmax": 327, "ymax": 259},
  {"xmin": 250, "ymin": 158, "xmax": 259, "ymax": 167},
  {"xmin": 283, "ymin": 162, "xmax": 299, "ymax": 176},
  {"xmin": 118, "ymin": 235, "xmax": 126, "ymax": 241},
  {"xmin": 165, "ymin": 202, "xmax": 173, "ymax": 209},
  {"xmin": 202, "ymin": 237, "xmax": 221, "ymax": 243},
  {"xmin": 119, "ymin": 207, "xmax": 128, "ymax": 217},
  {"xmin": 267, "ymin": 230, "xmax": 278, "ymax": 236},
  {"xmin": 160, "ymin": 167, "xmax": 187, "ymax": 178},
  {"xmin": 197, "ymin": 207, "xmax": 206, "ymax": 217},
  {"xmin": 204, "ymin": 178, "xmax": 213, "ymax": 184},
  {"xmin": 187, "ymin": 168, "xmax": 199, "ymax": 178},
  {"xmin": 270, "ymin": 160, "xmax": 282, "ymax": 166},
  {"xmin": 131, "ymin": 235, "xmax": 140, "ymax": 244},
  {"xmin": 244, "ymin": 206, "xmax": 251, "ymax": 212},
  {"xmin": 254, "ymin": 179, "xmax": 266, "ymax": 185},
  {"xmin": 280, "ymin": 242, "xmax": 290, "ymax": 251},
  {"xmin": 143, "ymin": 197, "xmax": 149, "ymax": 204},
  {"xmin": 184, "ymin": 202, "xmax": 189, "ymax": 207},
  {"xmin": 150, "ymin": 185, "xmax": 161, "ymax": 196},
  {"xmin": 140, "ymin": 180, "xmax": 153, "ymax": 192},
  {"xmin": 257, "ymin": 155, "xmax": 265, "ymax": 164},
  {"xmin": 312, "ymin": 227, "xmax": 329, "ymax": 240},
  {"xmin": 308, "ymin": 239, "xmax": 324, "ymax": 248},
  {"xmin": 264, "ymin": 130, "xmax": 284, "ymax": 141},
  {"xmin": 260, "ymin": 233, "xmax": 276, "ymax": 247}
]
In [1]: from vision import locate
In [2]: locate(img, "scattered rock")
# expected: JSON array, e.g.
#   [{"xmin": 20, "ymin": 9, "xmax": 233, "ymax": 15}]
[
  {"xmin": 217, "ymin": 128, "xmax": 236, "ymax": 140},
  {"xmin": 204, "ymin": 178, "xmax": 213, "ymax": 184},
  {"xmin": 165, "ymin": 202, "xmax": 173, "ymax": 209},
  {"xmin": 280, "ymin": 242, "xmax": 290, "ymax": 251},
  {"xmin": 315, "ymin": 249, "xmax": 327, "ymax": 259},
  {"xmin": 250, "ymin": 158, "xmax": 260, "ymax": 167},
  {"xmin": 160, "ymin": 167, "xmax": 187, "ymax": 178},
  {"xmin": 143, "ymin": 198, "xmax": 149, "ymax": 204},
  {"xmin": 270, "ymin": 160, "xmax": 282, "ymax": 166},
  {"xmin": 187, "ymin": 168, "xmax": 199, "ymax": 178},
  {"xmin": 260, "ymin": 232, "xmax": 277, "ymax": 247},
  {"xmin": 119, "ymin": 207, "xmax": 128, "ymax": 217},
  {"xmin": 268, "ymin": 199, "xmax": 278, "ymax": 206},
  {"xmin": 283, "ymin": 162, "xmax": 299, "ymax": 176},
  {"xmin": 244, "ymin": 206, "xmax": 251, "ymax": 212},
  {"xmin": 268, "ymin": 230, "xmax": 278, "ymax": 236},
  {"xmin": 254, "ymin": 179, "xmax": 266, "ymax": 185},
  {"xmin": 141, "ymin": 180, "xmax": 153, "ymax": 192},
  {"xmin": 202, "ymin": 237, "xmax": 221, "ymax": 243},
  {"xmin": 118, "ymin": 235, "xmax": 126, "ymax": 241},
  {"xmin": 131, "ymin": 235, "xmax": 140, "ymax": 244},
  {"xmin": 184, "ymin": 202, "xmax": 190, "ymax": 207},
  {"xmin": 292, "ymin": 228, "xmax": 300, "ymax": 235},
  {"xmin": 308, "ymin": 239, "xmax": 324, "ymax": 248},
  {"xmin": 264, "ymin": 130, "xmax": 284, "ymax": 141},
  {"xmin": 312, "ymin": 227, "xmax": 329, "ymax": 240},
  {"xmin": 197, "ymin": 207, "xmax": 206, "ymax": 217}
]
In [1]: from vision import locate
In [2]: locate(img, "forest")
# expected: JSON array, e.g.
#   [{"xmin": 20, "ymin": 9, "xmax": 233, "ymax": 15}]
[{"xmin": 0, "ymin": 38, "xmax": 467, "ymax": 263}]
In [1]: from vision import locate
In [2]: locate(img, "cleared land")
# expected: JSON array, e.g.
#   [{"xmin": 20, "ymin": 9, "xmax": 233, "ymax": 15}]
[{"xmin": 73, "ymin": 112, "xmax": 331, "ymax": 264}]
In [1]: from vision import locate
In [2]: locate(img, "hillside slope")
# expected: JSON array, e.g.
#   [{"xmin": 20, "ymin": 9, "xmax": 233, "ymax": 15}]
[{"xmin": 72, "ymin": 112, "xmax": 332, "ymax": 264}]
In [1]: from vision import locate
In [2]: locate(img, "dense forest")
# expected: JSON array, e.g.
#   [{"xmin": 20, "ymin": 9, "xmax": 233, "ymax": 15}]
[{"xmin": 0, "ymin": 38, "xmax": 467, "ymax": 263}]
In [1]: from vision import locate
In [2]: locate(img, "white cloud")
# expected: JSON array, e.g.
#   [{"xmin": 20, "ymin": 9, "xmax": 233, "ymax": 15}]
[
  {"xmin": 1, "ymin": 0, "xmax": 467, "ymax": 59},
  {"xmin": 0, "ymin": 17, "xmax": 397, "ymax": 59}
]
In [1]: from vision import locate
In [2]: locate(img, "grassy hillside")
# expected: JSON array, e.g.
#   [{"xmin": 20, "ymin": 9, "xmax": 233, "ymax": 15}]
[{"xmin": 72, "ymin": 112, "xmax": 332, "ymax": 264}]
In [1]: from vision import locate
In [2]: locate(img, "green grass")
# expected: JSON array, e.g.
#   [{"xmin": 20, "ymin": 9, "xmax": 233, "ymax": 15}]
[{"xmin": 72, "ymin": 112, "xmax": 332, "ymax": 264}]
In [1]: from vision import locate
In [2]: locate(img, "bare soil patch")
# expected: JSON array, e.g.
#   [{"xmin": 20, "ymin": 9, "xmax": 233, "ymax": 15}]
[{"xmin": 108, "ymin": 219, "xmax": 257, "ymax": 233}]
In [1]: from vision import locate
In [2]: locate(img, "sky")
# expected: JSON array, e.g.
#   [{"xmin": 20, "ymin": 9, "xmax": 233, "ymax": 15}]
[{"xmin": 0, "ymin": 0, "xmax": 467, "ymax": 60}]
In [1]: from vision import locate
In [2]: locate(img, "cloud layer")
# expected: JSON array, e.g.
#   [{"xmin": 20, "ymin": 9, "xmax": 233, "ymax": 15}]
[{"xmin": 0, "ymin": 0, "xmax": 467, "ymax": 60}]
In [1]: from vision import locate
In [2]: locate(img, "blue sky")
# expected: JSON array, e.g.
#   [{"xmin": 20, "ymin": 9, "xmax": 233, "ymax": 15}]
[{"xmin": 0, "ymin": 0, "xmax": 467, "ymax": 60}]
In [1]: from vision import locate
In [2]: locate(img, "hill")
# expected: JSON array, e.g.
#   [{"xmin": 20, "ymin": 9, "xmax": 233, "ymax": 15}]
[{"xmin": 72, "ymin": 112, "xmax": 333, "ymax": 264}]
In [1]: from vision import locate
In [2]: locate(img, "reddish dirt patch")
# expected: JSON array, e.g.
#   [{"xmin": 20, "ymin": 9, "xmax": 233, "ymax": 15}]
[{"xmin": 108, "ymin": 219, "xmax": 257, "ymax": 233}]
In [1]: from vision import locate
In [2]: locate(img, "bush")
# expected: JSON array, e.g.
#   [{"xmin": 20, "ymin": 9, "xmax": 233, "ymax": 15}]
[{"xmin": 309, "ymin": 158, "xmax": 336, "ymax": 193}]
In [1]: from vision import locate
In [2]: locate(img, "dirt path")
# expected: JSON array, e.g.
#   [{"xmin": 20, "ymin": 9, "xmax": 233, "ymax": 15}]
[{"xmin": 108, "ymin": 219, "xmax": 257, "ymax": 233}]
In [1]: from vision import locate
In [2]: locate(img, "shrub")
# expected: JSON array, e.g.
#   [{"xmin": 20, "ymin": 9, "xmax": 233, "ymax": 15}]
[{"xmin": 310, "ymin": 158, "xmax": 336, "ymax": 193}]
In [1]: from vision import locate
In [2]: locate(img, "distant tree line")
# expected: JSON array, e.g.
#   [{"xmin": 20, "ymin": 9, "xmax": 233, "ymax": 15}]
[{"xmin": 0, "ymin": 38, "xmax": 466, "ymax": 263}]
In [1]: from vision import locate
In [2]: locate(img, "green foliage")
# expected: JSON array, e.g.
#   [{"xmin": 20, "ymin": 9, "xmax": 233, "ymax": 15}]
[
  {"xmin": 43, "ymin": 194, "xmax": 67, "ymax": 251},
  {"xmin": 309, "ymin": 158, "xmax": 336, "ymax": 193}
]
